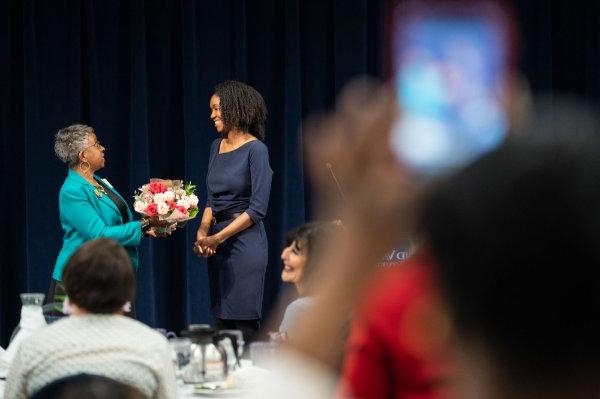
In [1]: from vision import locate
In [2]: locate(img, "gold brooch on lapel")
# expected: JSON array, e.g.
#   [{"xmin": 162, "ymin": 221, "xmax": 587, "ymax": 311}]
[{"xmin": 94, "ymin": 189, "xmax": 103, "ymax": 198}]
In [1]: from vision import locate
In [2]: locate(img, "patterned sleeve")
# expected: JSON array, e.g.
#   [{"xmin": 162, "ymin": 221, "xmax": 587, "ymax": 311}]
[
  {"xmin": 4, "ymin": 342, "xmax": 32, "ymax": 399},
  {"xmin": 154, "ymin": 340, "xmax": 178, "ymax": 399}
]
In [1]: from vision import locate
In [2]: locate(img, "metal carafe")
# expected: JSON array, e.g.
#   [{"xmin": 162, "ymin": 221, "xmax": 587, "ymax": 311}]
[{"xmin": 180, "ymin": 324, "xmax": 237, "ymax": 383}]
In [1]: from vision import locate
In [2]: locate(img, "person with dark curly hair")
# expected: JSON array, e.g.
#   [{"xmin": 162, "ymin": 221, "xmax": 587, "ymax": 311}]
[{"xmin": 194, "ymin": 81, "xmax": 272, "ymax": 343}]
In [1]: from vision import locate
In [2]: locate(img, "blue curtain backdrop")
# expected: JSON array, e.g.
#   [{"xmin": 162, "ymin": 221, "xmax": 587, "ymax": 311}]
[{"xmin": 0, "ymin": 0, "xmax": 386, "ymax": 345}]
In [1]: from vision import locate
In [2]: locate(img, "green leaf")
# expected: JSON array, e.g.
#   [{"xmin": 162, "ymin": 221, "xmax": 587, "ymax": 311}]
[
  {"xmin": 188, "ymin": 207, "xmax": 199, "ymax": 219},
  {"xmin": 184, "ymin": 181, "xmax": 197, "ymax": 196}
]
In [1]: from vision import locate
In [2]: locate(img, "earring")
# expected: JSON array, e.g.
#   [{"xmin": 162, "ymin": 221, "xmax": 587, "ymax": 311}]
[{"xmin": 79, "ymin": 161, "xmax": 90, "ymax": 174}]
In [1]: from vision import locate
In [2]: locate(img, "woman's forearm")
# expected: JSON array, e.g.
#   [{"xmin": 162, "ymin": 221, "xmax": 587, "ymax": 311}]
[
  {"xmin": 197, "ymin": 207, "xmax": 213, "ymax": 238},
  {"xmin": 213, "ymin": 212, "xmax": 253, "ymax": 242}
]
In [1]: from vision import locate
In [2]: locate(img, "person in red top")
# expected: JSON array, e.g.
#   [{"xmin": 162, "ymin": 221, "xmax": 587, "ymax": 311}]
[{"xmin": 339, "ymin": 249, "xmax": 457, "ymax": 399}]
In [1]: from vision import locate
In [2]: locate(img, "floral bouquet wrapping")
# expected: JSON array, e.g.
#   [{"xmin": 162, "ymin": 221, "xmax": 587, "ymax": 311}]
[{"xmin": 133, "ymin": 179, "xmax": 199, "ymax": 234}]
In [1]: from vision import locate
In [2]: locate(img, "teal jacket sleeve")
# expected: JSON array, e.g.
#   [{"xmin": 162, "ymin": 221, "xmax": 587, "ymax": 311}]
[{"xmin": 60, "ymin": 187, "xmax": 142, "ymax": 247}]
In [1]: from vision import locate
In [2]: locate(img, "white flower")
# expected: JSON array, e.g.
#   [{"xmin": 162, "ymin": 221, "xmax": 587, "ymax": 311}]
[
  {"xmin": 187, "ymin": 194, "xmax": 199, "ymax": 207},
  {"xmin": 143, "ymin": 193, "xmax": 154, "ymax": 203},
  {"xmin": 164, "ymin": 190, "xmax": 175, "ymax": 202},
  {"xmin": 175, "ymin": 189, "xmax": 186, "ymax": 199},
  {"xmin": 134, "ymin": 201, "xmax": 147, "ymax": 213},
  {"xmin": 157, "ymin": 202, "xmax": 170, "ymax": 215},
  {"xmin": 177, "ymin": 199, "xmax": 190, "ymax": 210},
  {"xmin": 153, "ymin": 193, "xmax": 166, "ymax": 204}
]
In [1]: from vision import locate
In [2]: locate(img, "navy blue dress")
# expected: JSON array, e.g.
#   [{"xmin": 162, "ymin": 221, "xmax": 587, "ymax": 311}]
[{"xmin": 205, "ymin": 138, "xmax": 273, "ymax": 320}]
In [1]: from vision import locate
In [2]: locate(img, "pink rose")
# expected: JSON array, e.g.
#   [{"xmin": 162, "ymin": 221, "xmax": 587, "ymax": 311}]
[
  {"xmin": 145, "ymin": 203, "xmax": 158, "ymax": 217},
  {"xmin": 167, "ymin": 201, "xmax": 177, "ymax": 209},
  {"xmin": 176, "ymin": 205, "xmax": 189, "ymax": 216},
  {"xmin": 149, "ymin": 182, "xmax": 167, "ymax": 194}
]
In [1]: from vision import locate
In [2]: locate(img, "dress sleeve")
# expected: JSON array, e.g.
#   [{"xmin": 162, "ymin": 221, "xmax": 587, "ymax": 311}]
[
  {"xmin": 246, "ymin": 143, "xmax": 273, "ymax": 224},
  {"xmin": 60, "ymin": 187, "xmax": 142, "ymax": 247}
]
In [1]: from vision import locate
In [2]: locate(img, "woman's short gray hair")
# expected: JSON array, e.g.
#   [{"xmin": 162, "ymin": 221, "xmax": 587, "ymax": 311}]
[{"xmin": 54, "ymin": 124, "xmax": 93, "ymax": 167}]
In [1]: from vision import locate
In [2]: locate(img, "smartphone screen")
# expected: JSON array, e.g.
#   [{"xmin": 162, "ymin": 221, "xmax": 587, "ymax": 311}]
[{"xmin": 390, "ymin": 2, "xmax": 511, "ymax": 176}]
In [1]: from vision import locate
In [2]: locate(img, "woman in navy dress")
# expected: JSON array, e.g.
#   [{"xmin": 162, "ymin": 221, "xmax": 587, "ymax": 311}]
[{"xmin": 194, "ymin": 81, "xmax": 272, "ymax": 343}]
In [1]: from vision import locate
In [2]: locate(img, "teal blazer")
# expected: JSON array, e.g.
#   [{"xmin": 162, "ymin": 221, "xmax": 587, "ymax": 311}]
[{"xmin": 53, "ymin": 170, "xmax": 141, "ymax": 281}]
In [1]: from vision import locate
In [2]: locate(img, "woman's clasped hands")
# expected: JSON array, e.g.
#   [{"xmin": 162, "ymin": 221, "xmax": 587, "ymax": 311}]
[{"xmin": 194, "ymin": 235, "xmax": 220, "ymax": 258}]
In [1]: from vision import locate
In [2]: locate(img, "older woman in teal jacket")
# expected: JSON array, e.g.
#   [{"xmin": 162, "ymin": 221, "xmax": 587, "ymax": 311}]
[{"xmin": 50, "ymin": 124, "xmax": 155, "ymax": 307}]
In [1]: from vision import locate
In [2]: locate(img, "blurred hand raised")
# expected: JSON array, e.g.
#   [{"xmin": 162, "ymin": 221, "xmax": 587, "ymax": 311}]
[{"xmin": 305, "ymin": 78, "xmax": 420, "ymax": 256}]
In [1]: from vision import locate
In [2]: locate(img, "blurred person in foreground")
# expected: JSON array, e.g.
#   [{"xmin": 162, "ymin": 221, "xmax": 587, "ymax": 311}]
[
  {"xmin": 422, "ymin": 134, "xmax": 600, "ymax": 399},
  {"xmin": 250, "ymin": 79, "xmax": 600, "ymax": 399},
  {"xmin": 5, "ymin": 239, "xmax": 177, "ymax": 399},
  {"xmin": 338, "ymin": 248, "xmax": 456, "ymax": 399}
]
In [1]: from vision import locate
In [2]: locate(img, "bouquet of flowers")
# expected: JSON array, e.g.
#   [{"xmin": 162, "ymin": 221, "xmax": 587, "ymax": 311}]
[{"xmin": 133, "ymin": 179, "xmax": 199, "ymax": 234}]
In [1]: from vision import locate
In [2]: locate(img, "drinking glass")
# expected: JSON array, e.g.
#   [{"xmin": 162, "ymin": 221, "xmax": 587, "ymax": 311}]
[
  {"xmin": 169, "ymin": 338, "xmax": 192, "ymax": 383},
  {"xmin": 249, "ymin": 341, "xmax": 278, "ymax": 368},
  {"xmin": 20, "ymin": 293, "xmax": 45, "ymax": 306}
]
